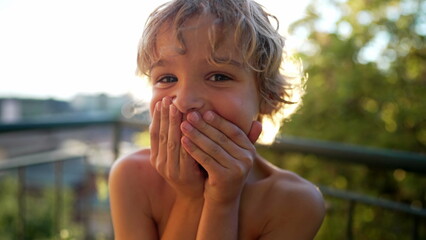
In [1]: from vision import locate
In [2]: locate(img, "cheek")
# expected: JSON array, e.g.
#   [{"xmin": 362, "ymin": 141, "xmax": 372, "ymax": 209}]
[{"xmin": 214, "ymin": 95, "xmax": 258, "ymax": 134}]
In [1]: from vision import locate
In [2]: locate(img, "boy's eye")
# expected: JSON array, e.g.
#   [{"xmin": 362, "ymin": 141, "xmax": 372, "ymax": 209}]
[
  {"xmin": 207, "ymin": 74, "xmax": 232, "ymax": 82},
  {"xmin": 157, "ymin": 75, "xmax": 177, "ymax": 83}
]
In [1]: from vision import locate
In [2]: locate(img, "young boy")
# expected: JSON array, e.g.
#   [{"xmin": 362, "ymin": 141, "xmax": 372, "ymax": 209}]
[{"xmin": 109, "ymin": 0, "xmax": 325, "ymax": 239}]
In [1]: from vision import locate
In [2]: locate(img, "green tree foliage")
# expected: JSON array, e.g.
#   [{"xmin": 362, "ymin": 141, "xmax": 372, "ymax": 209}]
[
  {"xmin": 275, "ymin": 0, "xmax": 426, "ymax": 238},
  {"xmin": 284, "ymin": 0, "xmax": 426, "ymax": 153}
]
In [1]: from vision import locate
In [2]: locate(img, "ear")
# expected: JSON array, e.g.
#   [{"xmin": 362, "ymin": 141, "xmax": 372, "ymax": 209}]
[{"xmin": 248, "ymin": 121, "xmax": 262, "ymax": 144}]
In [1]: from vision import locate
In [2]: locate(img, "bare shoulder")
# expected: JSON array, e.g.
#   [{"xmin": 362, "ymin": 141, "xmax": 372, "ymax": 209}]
[
  {"xmin": 109, "ymin": 148, "xmax": 166, "ymax": 203},
  {"xmin": 109, "ymin": 148, "xmax": 155, "ymax": 211},
  {"xmin": 272, "ymin": 169, "xmax": 325, "ymax": 218},
  {"xmin": 110, "ymin": 148, "xmax": 156, "ymax": 183},
  {"xmin": 109, "ymin": 149, "xmax": 161, "ymax": 239},
  {"xmin": 259, "ymin": 166, "xmax": 325, "ymax": 239},
  {"xmin": 110, "ymin": 148, "xmax": 151, "ymax": 173}
]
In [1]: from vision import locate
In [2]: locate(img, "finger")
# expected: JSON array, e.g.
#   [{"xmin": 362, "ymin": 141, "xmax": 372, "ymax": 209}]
[
  {"xmin": 160, "ymin": 97, "xmax": 171, "ymax": 144},
  {"xmin": 181, "ymin": 135, "xmax": 224, "ymax": 175},
  {"xmin": 157, "ymin": 97, "xmax": 171, "ymax": 169},
  {"xmin": 149, "ymin": 101, "xmax": 161, "ymax": 165},
  {"xmin": 186, "ymin": 111, "xmax": 241, "ymax": 158},
  {"xmin": 181, "ymin": 120, "xmax": 235, "ymax": 169},
  {"xmin": 180, "ymin": 145, "xmax": 206, "ymax": 179},
  {"xmin": 247, "ymin": 121, "xmax": 262, "ymax": 144},
  {"xmin": 167, "ymin": 104, "xmax": 182, "ymax": 171},
  {"xmin": 202, "ymin": 111, "xmax": 255, "ymax": 151}
]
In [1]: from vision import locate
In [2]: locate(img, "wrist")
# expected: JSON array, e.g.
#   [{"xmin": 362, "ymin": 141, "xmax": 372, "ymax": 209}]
[
  {"xmin": 203, "ymin": 196, "xmax": 241, "ymax": 212},
  {"xmin": 203, "ymin": 187, "xmax": 244, "ymax": 208},
  {"xmin": 196, "ymin": 197, "xmax": 240, "ymax": 240}
]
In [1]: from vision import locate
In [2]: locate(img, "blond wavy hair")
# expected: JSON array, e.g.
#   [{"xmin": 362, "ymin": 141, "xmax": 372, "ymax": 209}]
[{"xmin": 137, "ymin": 0, "xmax": 305, "ymax": 144}]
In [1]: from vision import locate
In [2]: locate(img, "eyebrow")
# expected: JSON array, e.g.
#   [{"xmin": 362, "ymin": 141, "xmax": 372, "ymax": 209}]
[
  {"xmin": 211, "ymin": 57, "xmax": 243, "ymax": 68},
  {"xmin": 150, "ymin": 56, "xmax": 243, "ymax": 71},
  {"xmin": 150, "ymin": 59, "xmax": 166, "ymax": 71}
]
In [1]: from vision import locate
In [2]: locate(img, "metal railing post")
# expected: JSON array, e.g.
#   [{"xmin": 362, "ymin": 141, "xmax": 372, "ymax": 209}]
[
  {"xmin": 346, "ymin": 200, "xmax": 356, "ymax": 240},
  {"xmin": 54, "ymin": 161, "xmax": 63, "ymax": 237},
  {"xmin": 18, "ymin": 167, "xmax": 26, "ymax": 240},
  {"xmin": 113, "ymin": 121, "xmax": 121, "ymax": 161},
  {"xmin": 412, "ymin": 215, "xmax": 419, "ymax": 240}
]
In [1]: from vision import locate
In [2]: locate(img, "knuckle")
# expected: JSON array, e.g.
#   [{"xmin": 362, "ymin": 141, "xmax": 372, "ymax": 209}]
[
  {"xmin": 246, "ymin": 151, "xmax": 255, "ymax": 163},
  {"xmin": 210, "ymin": 145, "xmax": 222, "ymax": 155},
  {"xmin": 155, "ymin": 161, "xmax": 165, "ymax": 172},
  {"xmin": 230, "ymin": 127, "xmax": 244, "ymax": 139},
  {"xmin": 165, "ymin": 169, "xmax": 177, "ymax": 181},
  {"xmin": 218, "ymin": 132, "xmax": 228, "ymax": 144},
  {"xmin": 237, "ymin": 166, "xmax": 246, "ymax": 178},
  {"xmin": 199, "ymin": 121, "xmax": 209, "ymax": 131},
  {"xmin": 149, "ymin": 127, "xmax": 158, "ymax": 139},
  {"xmin": 231, "ymin": 165, "xmax": 246, "ymax": 180},
  {"xmin": 188, "ymin": 129, "xmax": 202, "ymax": 142},
  {"xmin": 180, "ymin": 148, "xmax": 188, "ymax": 158},
  {"xmin": 167, "ymin": 141, "xmax": 178, "ymax": 151},
  {"xmin": 245, "ymin": 156, "xmax": 254, "ymax": 168},
  {"xmin": 215, "ymin": 117, "xmax": 224, "ymax": 128},
  {"xmin": 192, "ymin": 128, "xmax": 201, "ymax": 137},
  {"xmin": 239, "ymin": 152, "xmax": 254, "ymax": 167},
  {"xmin": 159, "ymin": 133, "xmax": 167, "ymax": 144},
  {"xmin": 201, "ymin": 155, "xmax": 211, "ymax": 164}
]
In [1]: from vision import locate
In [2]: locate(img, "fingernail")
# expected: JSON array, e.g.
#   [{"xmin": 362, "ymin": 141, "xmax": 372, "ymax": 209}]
[
  {"xmin": 188, "ymin": 111, "xmax": 199, "ymax": 122},
  {"xmin": 182, "ymin": 136, "xmax": 190, "ymax": 144},
  {"xmin": 169, "ymin": 104, "xmax": 177, "ymax": 116},
  {"xmin": 182, "ymin": 121, "xmax": 193, "ymax": 131},
  {"xmin": 155, "ymin": 101, "xmax": 161, "ymax": 111},
  {"xmin": 204, "ymin": 111, "xmax": 214, "ymax": 122},
  {"xmin": 162, "ymin": 97, "xmax": 170, "ymax": 107},
  {"xmin": 181, "ymin": 136, "xmax": 192, "ymax": 147}
]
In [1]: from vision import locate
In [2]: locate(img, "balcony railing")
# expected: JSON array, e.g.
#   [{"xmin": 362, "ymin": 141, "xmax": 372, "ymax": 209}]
[{"xmin": 0, "ymin": 116, "xmax": 425, "ymax": 239}]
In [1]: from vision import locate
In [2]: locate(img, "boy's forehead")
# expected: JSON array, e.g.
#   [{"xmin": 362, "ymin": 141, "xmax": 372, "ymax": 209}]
[{"xmin": 155, "ymin": 14, "xmax": 242, "ymax": 61}]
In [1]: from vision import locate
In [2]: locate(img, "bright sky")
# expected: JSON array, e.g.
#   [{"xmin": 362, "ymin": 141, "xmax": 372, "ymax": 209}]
[{"xmin": 0, "ymin": 0, "xmax": 311, "ymax": 101}]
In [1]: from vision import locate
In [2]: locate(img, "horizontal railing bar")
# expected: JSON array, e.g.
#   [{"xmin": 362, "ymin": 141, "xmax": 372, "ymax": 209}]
[
  {"xmin": 1, "ymin": 118, "xmax": 425, "ymax": 223},
  {"xmin": 2, "ymin": 117, "xmax": 425, "ymax": 174},
  {"xmin": 0, "ymin": 115, "xmax": 147, "ymax": 133},
  {"xmin": 0, "ymin": 148, "xmax": 87, "ymax": 171},
  {"xmin": 258, "ymin": 137, "xmax": 426, "ymax": 174},
  {"xmin": 320, "ymin": 186, "xmax": 426, "ymax": 218}
]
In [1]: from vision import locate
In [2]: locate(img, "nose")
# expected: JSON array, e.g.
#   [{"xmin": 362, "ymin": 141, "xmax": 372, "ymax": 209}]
[{"xmin": 171, "ymin": 81, "xmax": 205, "ymax": 113}]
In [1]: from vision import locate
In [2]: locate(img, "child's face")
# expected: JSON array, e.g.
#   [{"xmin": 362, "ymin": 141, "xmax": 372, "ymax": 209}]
[{"xmin": 149, "ymin": 14, "xmax": 260, "ymax": 134}]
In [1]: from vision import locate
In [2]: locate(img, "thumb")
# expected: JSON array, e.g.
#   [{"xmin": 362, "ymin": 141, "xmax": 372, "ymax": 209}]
[{"xmin": 247, "ymin": 121, "xmax": 262, "ymax": 144}]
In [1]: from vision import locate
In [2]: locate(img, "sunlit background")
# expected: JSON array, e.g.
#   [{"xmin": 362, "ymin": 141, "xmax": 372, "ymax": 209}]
[{"xmin": 0, "ymin": 0, "xmax": 310, "ymax": 101}]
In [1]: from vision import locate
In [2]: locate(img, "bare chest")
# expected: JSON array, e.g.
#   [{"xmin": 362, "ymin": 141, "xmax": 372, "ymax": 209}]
[{"xmin": 151, "ymin": 182, "xmax": 271, "ymax": 240}]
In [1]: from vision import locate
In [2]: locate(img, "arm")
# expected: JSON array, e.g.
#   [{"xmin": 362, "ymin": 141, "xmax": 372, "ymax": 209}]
[
  {"xmin": 161, "ymin": 196, "xmax": 204, "ymax": 240},
  {"xmin": 196, "ymin": 198, "xmax": 240, "ymax": 240},
  {"xmin": 151, "ymin": 97, "xmax": 205, "ymax": 240},
  {"xmin": 181, "ymin": 110, "xmax": 262, "ymax": 240}
]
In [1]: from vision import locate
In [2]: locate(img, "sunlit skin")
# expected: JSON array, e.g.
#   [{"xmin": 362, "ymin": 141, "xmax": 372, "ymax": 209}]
[{"xmin": 109, "ymin": 14, "xmax": 325, "ymax": 240}]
